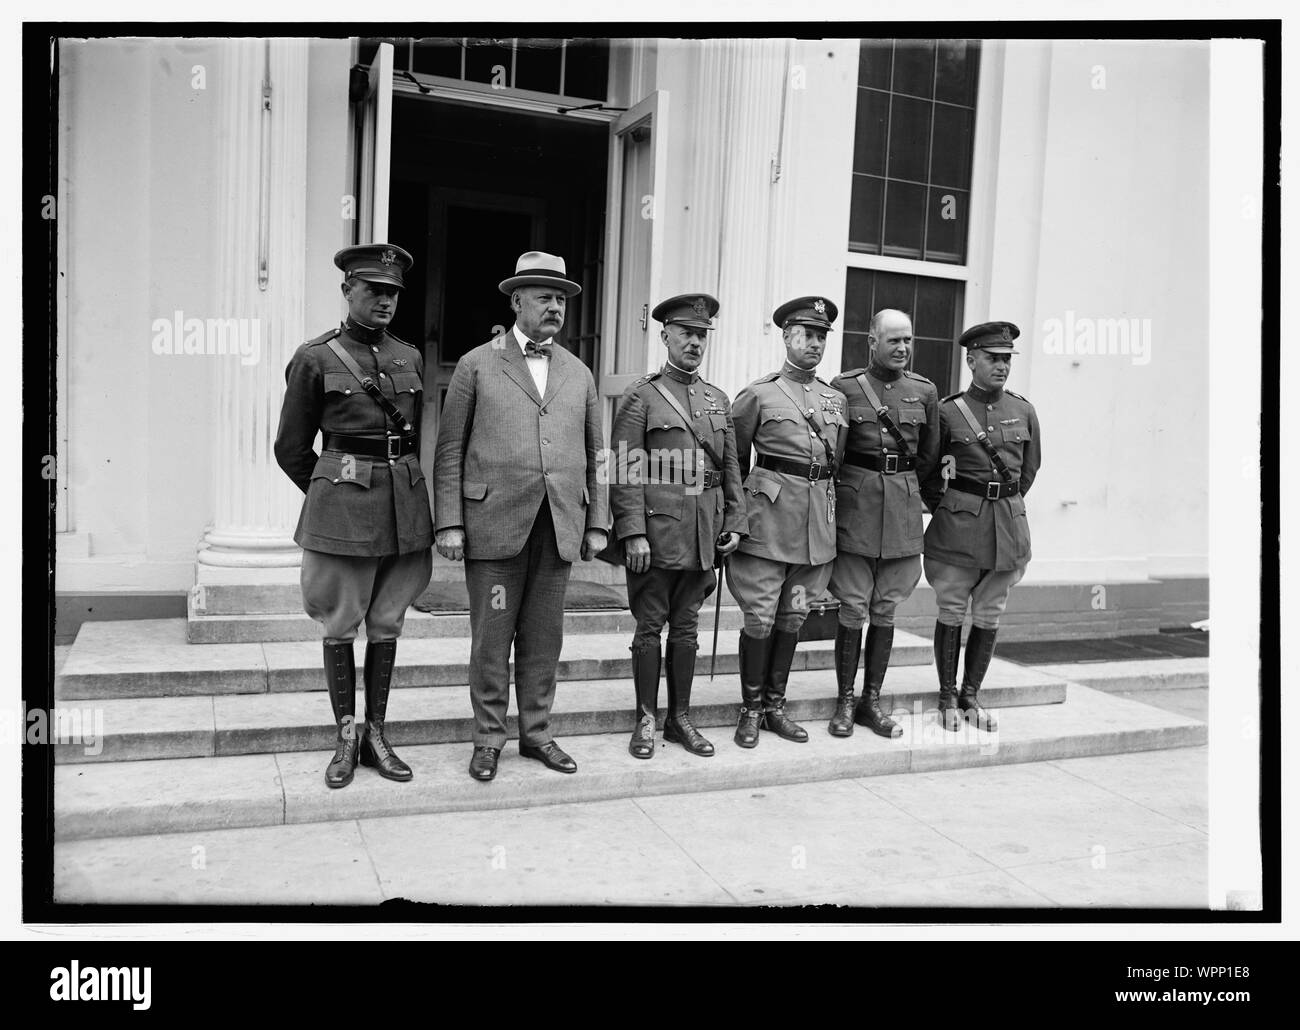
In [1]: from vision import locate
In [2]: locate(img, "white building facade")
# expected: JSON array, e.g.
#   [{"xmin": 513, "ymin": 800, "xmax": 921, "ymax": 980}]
[{"xmin": 54, "ymin": 36, "xmax": 1210, "ymax": 617}]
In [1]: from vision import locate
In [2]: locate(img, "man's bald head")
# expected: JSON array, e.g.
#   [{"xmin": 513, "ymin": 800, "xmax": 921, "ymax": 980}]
[{"xmin": 868, "ymin": 308, "xmax": 914, "ymax": 372}]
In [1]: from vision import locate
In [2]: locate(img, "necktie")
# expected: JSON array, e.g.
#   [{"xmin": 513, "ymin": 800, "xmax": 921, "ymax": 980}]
[{"xmin": 525, "ymin": 338, "xmax": 553, "ymax": 358}]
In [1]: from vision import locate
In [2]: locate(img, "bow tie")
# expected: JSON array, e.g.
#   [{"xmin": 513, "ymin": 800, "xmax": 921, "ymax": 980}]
[{"xmin": 524, "ymin": 338, "xmax": 553, "ymax": 358}]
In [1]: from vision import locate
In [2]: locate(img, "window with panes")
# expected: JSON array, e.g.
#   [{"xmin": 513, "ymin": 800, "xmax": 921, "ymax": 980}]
[{"xmin": 843, "ymin": 39, "xmax": 981, "ymax": 394}]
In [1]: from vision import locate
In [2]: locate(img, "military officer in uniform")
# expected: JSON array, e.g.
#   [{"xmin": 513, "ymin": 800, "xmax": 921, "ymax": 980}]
[
  {"xmin": 274, "ymin": 243, "xmax": 434, "ymax": 788},
  {"xmin": 604, "ymin": 294, "xmax": 747, "ymax": 759},
  {"xmin": 827, "ymin": 308, "xmax": 940, "ymax": 739},
  {"xmin": 920, "ymin": 321, "xmax": 1041, "ymax": 732},
  {"xmin": 727, "ymin": 296, "xmax": 847, "ymax": 748}
]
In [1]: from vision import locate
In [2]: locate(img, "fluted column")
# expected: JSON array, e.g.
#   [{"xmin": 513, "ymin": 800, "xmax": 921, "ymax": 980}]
[
  {"xmin": 198, "ymin": 38, "xmax": 309, "ymax": 569},
  {"xmin": 685, "ymin": 39, "xmax": 793, "ymax": 398}
]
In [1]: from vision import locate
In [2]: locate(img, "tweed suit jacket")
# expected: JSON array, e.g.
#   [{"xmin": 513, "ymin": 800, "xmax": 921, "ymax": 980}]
[{"xmin": 433, "ymin": 329, "xmax": 608, "ymax": 563}]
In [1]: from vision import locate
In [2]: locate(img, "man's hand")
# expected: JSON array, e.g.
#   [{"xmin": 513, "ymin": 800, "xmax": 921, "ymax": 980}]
[
  {"xmin": 580, "ymin": 528, "xmax": 608, "ymax": 562},
  {"xmin": 435, "ymin": 527, "xmax": 465, "ymax": 562},
  {"xmin": 623, "ymin": 534, "xmax": 651, "ymax": 574},
  {"xmin": 716, "ymin": 532, "xmax": 741, "ymax": 557}
]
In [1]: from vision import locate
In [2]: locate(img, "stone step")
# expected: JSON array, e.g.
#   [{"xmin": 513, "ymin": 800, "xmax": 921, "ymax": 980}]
[
  {"xmin": 54, "ymin": 684, "xmax": 1206, "ymax": 841},
  {"xmin": 185, "ymin": 594, "xmax": 752, "ymax": 644},
  {"xmin": 54, "ymin": 659, "xmax": 1065, "ymax": 764},
  {"xmin": 55, "ymin": 619, "xmax": 931, "ymax": 701},
  {"xmin": 1031, "ymin": 658, "xmax": 1208, "ymax": 693}
]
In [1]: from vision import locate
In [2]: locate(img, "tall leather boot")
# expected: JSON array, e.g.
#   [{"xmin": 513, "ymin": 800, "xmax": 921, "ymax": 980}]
[
  {"xmin": 664, "ymin": 642, "xmax": 714, "ymax": 757},
  {"xmin": 734, "ymin": 632, "xmax": 770, "ymax": 748},
  {"xmin": 854, "ymin": 624, "xmax": 903, "ymax": 738},
  {"xmin": 628, "ymin": 642, "xmax": 661, "ymax": 759},
  {"xmin": 828, "ymin": 624, "xmax": 861, "ymax": 737},
  {"xmin": 934, "ymin": 621, "xmax": 963, "ymax": 732},
  {"xmin": 323, "ymin": 641, "xmax": 360, "ymax": 789},
  {"xmin": 359, "ymin": 640, "xmax": 413, "ymax": 781},
  {"xmin": 763, "ymin": 628, "xmax": 808, "ymax": 742},
  {"xmin": 959, "ymin": 626, "xmax": 1000, "ymax": 732}
]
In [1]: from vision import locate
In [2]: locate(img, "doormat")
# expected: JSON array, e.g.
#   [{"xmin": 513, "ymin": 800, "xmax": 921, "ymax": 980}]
[{"xmin": 414, "ymin": 580, "xmax": 628, "ymax": 614}]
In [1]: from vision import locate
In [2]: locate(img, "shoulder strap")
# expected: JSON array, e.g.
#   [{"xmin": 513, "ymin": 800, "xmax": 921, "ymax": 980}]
[
  {"xmin": 326, "ymin": 337, "xmax": 413, "ymax": 434},
  {"xmin": 953, "ymin": 395, "xmax": 1013, "ymax": 482},
  {"xmin": 649, "ymin": 379, "xmax": 725, "ymax": 470},
  {"xmin": 854, "ymin": 373, "xmax": 913, "ymax": 458},
  {"xmin": 773, "ymin": 375, "xmax": 837, "ymax": 470}
]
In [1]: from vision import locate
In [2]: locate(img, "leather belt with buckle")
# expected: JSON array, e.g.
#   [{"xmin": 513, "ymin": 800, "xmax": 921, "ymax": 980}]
[
  {"xmin": 950, "ymin": 475, "xmax": 1021, "ymax": 499},
  {"xmin": 756, "ymin": 454, "xmax": 835, "ymax": 480},
  {"xmin": 843, "ymin": 450, "xmax": 916, "ymax": 474},
  {"xmin": 323, "ymin": 432, "xmax": 418, "ymax": 459},
  {"xmin": 647, "ymin": 467, "xmax": 724, "ymax": 489}
]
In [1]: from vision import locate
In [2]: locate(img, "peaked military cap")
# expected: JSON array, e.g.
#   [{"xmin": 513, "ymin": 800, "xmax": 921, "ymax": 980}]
[
  {"xmin": 652, "ymin": 293, "xmax": 720, "ymax": 330},
  {"xmin": 334, "ymin": 243, "xmax": 414, "ymax": 289},
  {"xmin": 773, "ymin": 295, "xmax": 838, "ymax": 331},
  {"xmin": 959, "ymin": 320, "xmax": 1020, "ymax": 353}
]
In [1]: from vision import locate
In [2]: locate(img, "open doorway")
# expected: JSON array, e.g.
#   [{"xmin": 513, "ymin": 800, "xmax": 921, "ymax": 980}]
[{"xmin": 385, "ymin": 96, "xmax": 609, "ymax": 464}]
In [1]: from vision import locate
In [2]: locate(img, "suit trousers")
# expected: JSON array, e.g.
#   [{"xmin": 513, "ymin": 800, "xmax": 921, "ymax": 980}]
[
  {"xmin": 726, "ymin": 552, "xmax": 833, "ymax": 637},
  {"xmin": 626, "ymin": 565, "xmax": 717, "ymax": 651},
  {"xmin": 829, "ymin": 552, "xmax": 923, "ymax": 629},
  {"xmin": 924, "ymin": 557, "xmax": 1026, "ymax": 630},
  {"xmin": 301, "ymin": 547, "xmax": 433, "ymax": 643},
  {"xmin": 465, "ymin": 497, "xmax": 572, "ymax": 749}
]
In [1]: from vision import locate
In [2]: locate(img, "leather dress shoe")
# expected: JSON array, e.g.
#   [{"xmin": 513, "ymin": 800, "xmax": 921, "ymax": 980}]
[
  {"xmin": 519, "ymin": 740, "xmax": 578, "ymax": 774},
  {"xmin": 469, "ymin": 745, "xmax": 500, "ymax": 781}
]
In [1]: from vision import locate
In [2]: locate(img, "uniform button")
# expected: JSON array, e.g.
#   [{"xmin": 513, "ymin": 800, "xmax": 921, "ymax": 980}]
[
  {"xmin": 987, "ymin": 404, "xmax": 993, "ymax": 410},
  {"xmin": 332, "ymin": 478, "xmax": 340, "ymax": 484},
  {"xmin": 689, "ymin": 388, "xmax": 696, "ymax": 396},
  {"xmin": 542, "ymin": 439, "xmax": 549, "ymax": 446},
  {"xmin": 371, "ymin": 346, "xmax": 379, "ymax": 353},
  {"xmin": 885, "ymin": 383, "xmax": 892, "ymax": 390},
  {"xmin": 344, "ymin": 389, "xmax": 352, "ymax": 394},
  {"xmin": 988, "ymin": 426, "xmax": 995, "ymax": 432},
  {"xmin": 379, "ymin": 372, "xmax": 386, "ymax": 378},
  {"xmin": 388, "ymin": 459, "xmax": 395, "ymax": 467},
  {"xmin": 803, "ymin": 385, "xmax": 811, "ymax": 392},
  {"xmin": 647, "ymin": 508, "xmax": 655, "ymax": 514},
  {"xmin": 694, "ymin": 411, "xmax": 701, "ymax": 418}
]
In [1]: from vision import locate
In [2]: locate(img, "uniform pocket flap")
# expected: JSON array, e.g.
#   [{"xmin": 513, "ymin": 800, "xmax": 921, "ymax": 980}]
[
  {"xmin": 708, "ymin": 412, "xmax": 730, "ymax": 432},
  {"xmin": 644, "ymin": 485, "xmax": 684, "ymax": 520},
  {"xmin": 310, "ymin": 452, "xmax": 372, "ymax": 488},
  {"xmin": 391, "ymin": 370, "xmax": 423, "ymax": 394},
  {"xmin": 897, "ymin": 407, "xmax": 926, "ymax": 425},
  {"xmin": 846, "ymin": 402, "xmax": 878, "ymax": 425},
  {"xmin": 462, "ymin": 480, "xmax": 487, "ymax": 500},
  {"xmin": 323, "ymin": 371, "xmax": 362, "ymax": 396},
  {"xmin": 836, "ymin": 464, "xmax": 867, "ymax": 491},
  {"xmin": 407, "ymin": 458, "xmax": 426, "ymax": 486},
  {"xmin": 758, "ymin": 406, "xmax": 801, "ymax": 425},
  {"xmin": 743, "ymin": 474, "xmax": 782, "ymax": 503}
]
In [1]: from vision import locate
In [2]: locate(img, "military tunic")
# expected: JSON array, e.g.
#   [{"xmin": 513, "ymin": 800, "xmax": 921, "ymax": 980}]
[
  {"xmin": 827, "ymin": 363, "xmax": 939, "ymax": 630},
  {"xmin": 727, "ymin": 365, "xmax": 847, "ymax": 635},
  {"xmin": 275, "ymin": 322, "xmax": 434, "ymax": 557},
  {"xmin": 920, "ymin": 383, "xmax": 1040, "ymax": 572},
  {"xmin": 605, "ymin": 363, "xmax": 748, "ymax": 650}
]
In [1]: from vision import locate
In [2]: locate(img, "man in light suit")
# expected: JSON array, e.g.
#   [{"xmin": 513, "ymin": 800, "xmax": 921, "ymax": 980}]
[{"xmin": 433, "ymin": 251, "xmax": 608, "ymax": 782}]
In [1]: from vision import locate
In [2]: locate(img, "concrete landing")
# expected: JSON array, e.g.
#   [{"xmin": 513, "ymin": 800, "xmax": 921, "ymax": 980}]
[
  {"xmin": 54, "ymin": 745, "xmax": 1210, "ymax": 908},
  {"xmin": 54, "ymin": 684, "xmax": 1205, "ymax": 841}
]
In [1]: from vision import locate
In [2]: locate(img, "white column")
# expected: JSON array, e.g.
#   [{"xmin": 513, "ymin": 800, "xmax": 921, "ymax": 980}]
[
  {"xmin": 682, "ymin": 39, "xmax": 792, "ymax": 395},
  {"xmin": 197, "ymin": 38, "xmax": 310, "ymax": 571}
]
